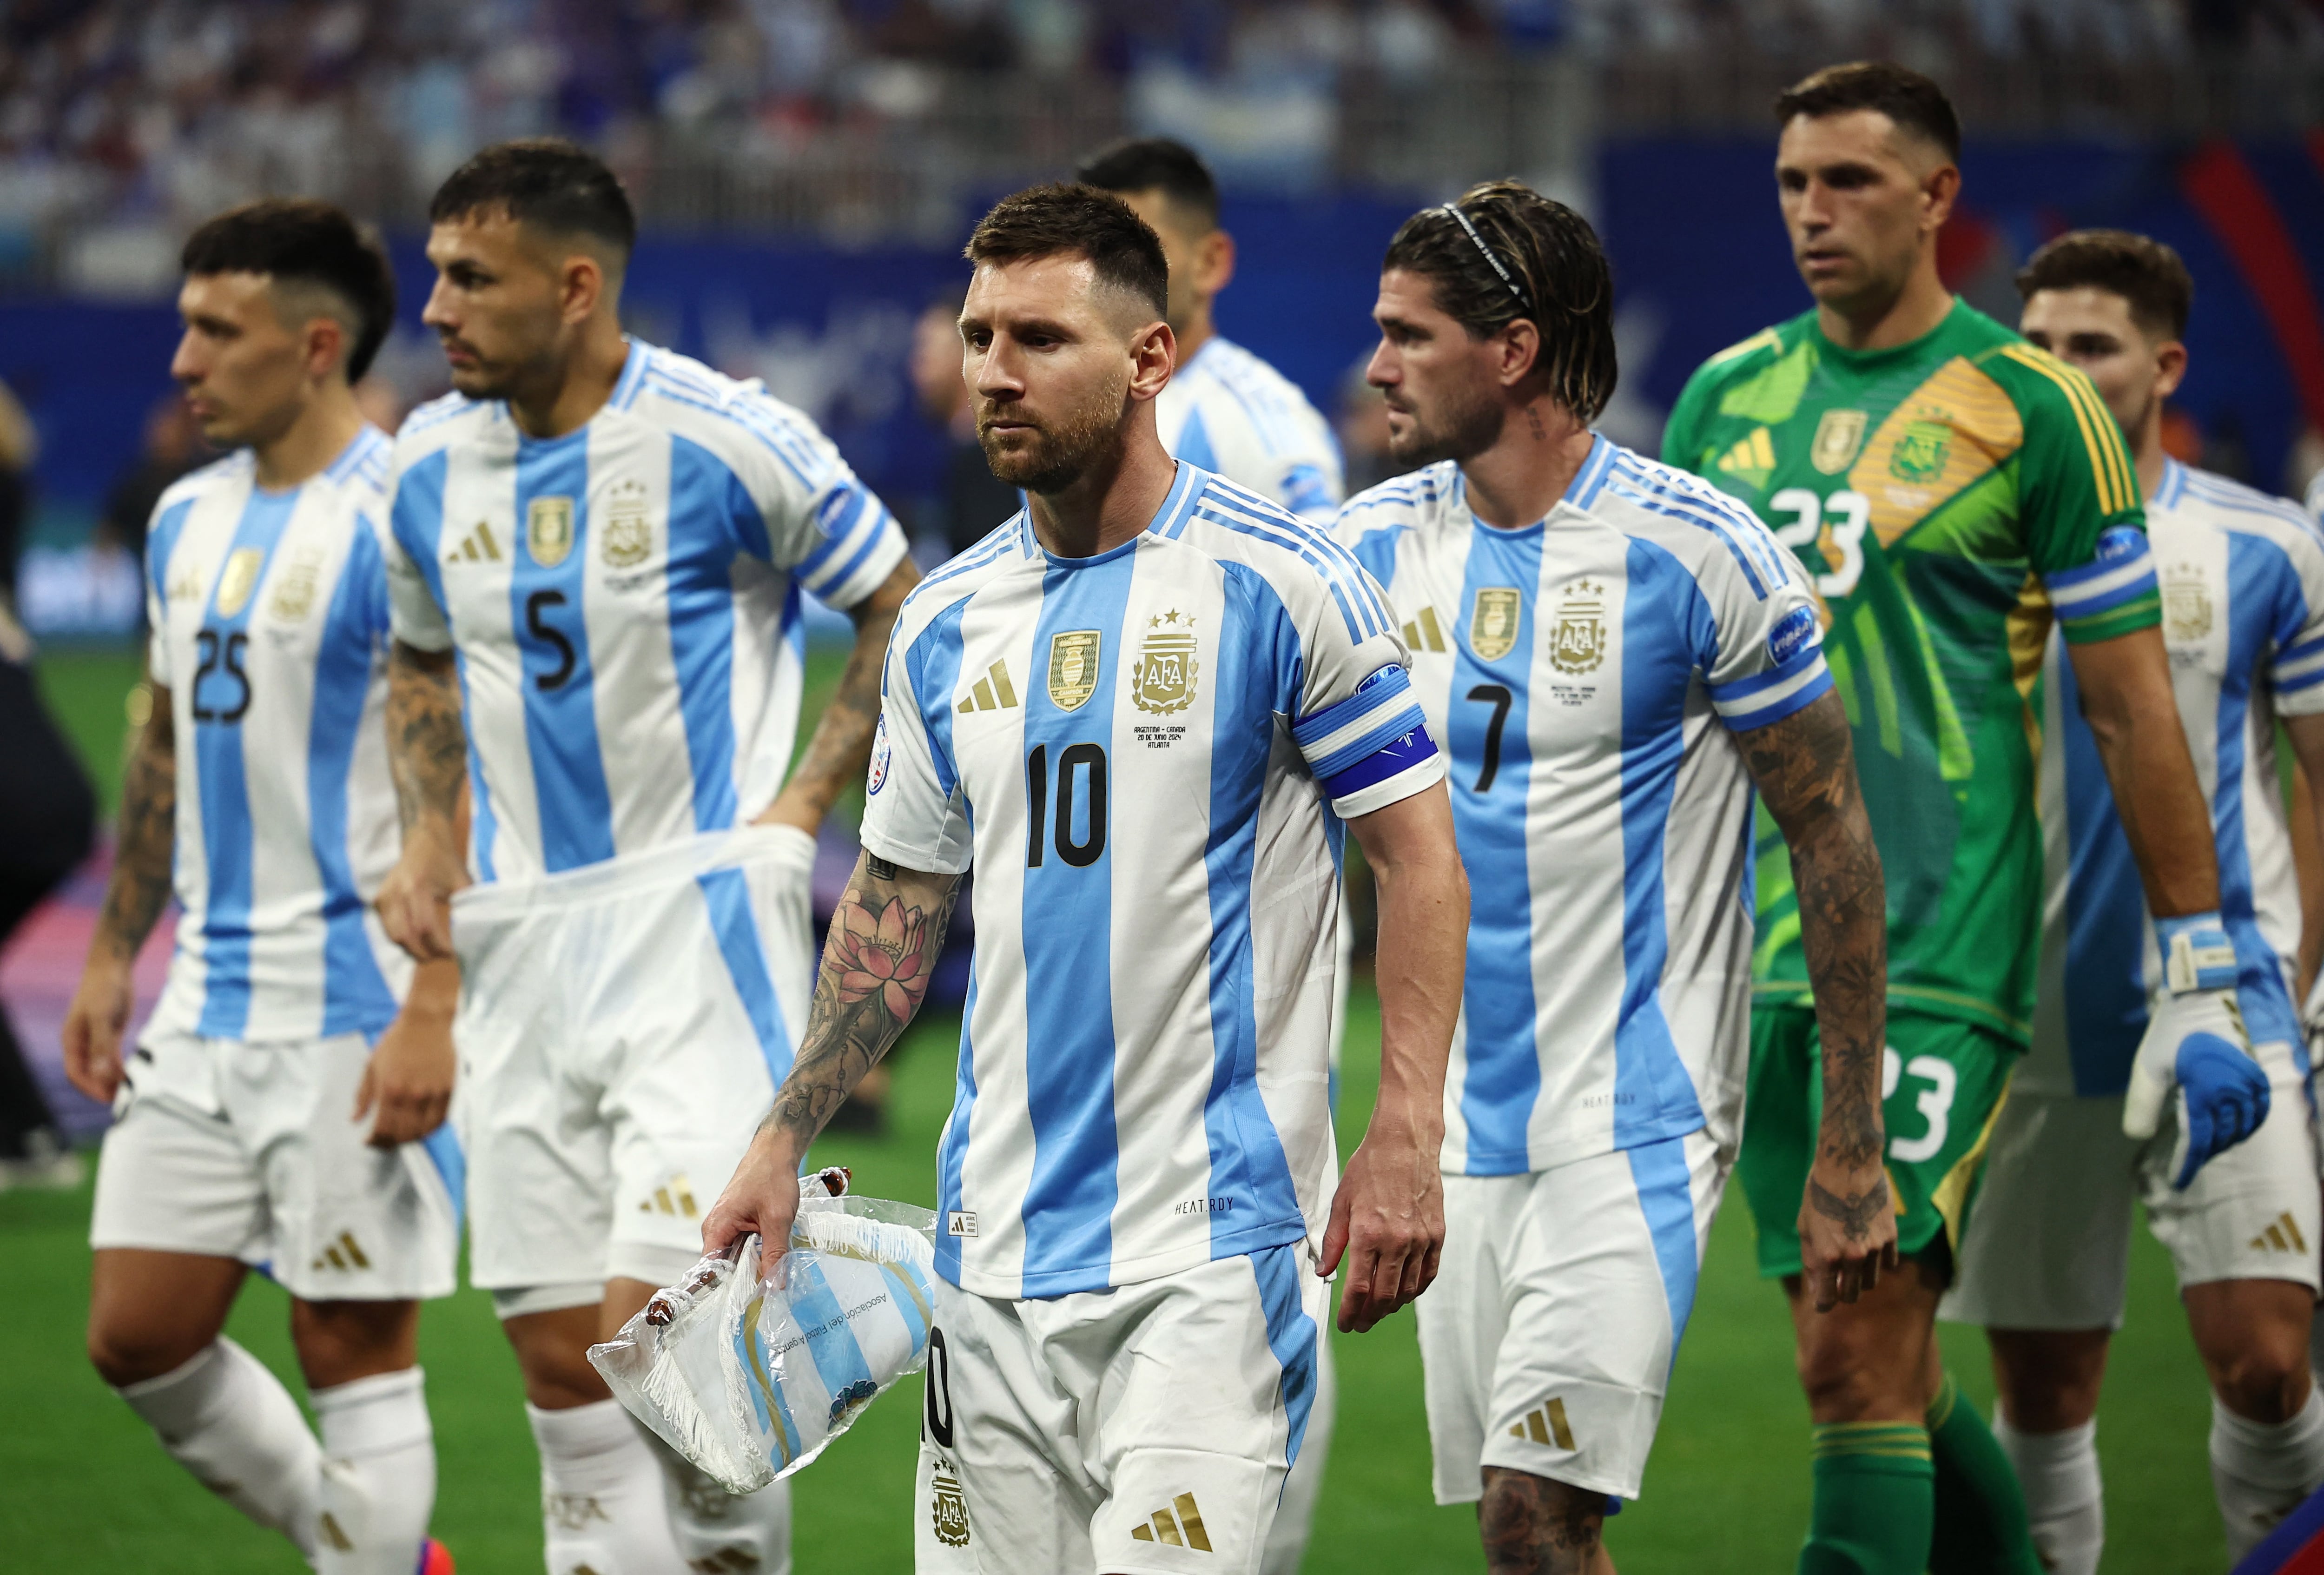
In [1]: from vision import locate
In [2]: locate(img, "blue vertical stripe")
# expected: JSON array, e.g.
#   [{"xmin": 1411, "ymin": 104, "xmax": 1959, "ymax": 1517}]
[
  {"xmin": 1016, "ymin": 546, "xmax": 1135, "ymax": 1291},
  {"xmin": 192, "ymin": 487, "xmax": 300, "ymax": 1038},
  {"xmin": 700, "ymin": 866, "xmax": 794, "ymax": 1084},
  {"xmin": 666, "ymin": 438, "xmax": 744, "ymax": 831},
  {"xmin": 1202, "ymin": 565, "xmax": 1306, "ymax": 1252},
  {"xmin": 1610, "ymin": 539, "xmax": 1709, "ymax": 1146},
  {"xmin": 420, "ymin": 1124, "xmax": 466, "ymax": 1231},
  {"xmin": 1625, "ymin": 1134, "xmax": 1701, "ymax": 1376},
  {"xmin": 2057, "ymin": 650, "xmax": 2150, "ymax": 1094},
  {"xmin": 309, "ymin": 523, "xmax": 399, "ymax": 1036},
  {"xmin": 1253, "ymin": 1241, "xmax": 1320, "ymax": 1476},
  {"xmin": 1450, "ymin": 521, "xmax": 1543, "ymax": 1174},
  {"xmin": 511, "ymin": 433, "xmax": 617, "ymax": 871}
]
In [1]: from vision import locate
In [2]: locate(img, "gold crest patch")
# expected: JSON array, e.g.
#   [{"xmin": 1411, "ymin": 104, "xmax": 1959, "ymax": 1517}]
[
  {"xmin": 214, "ymin": 547, "xmax": 263, "ymax": 618},
  {"xmin": 1470, "ymin": 588, "xmax": 1521, "ymax": 662},
  {"xmin": 1131, "ymin": 611, "xmax": 1199, "ymax": 715},
  {"xmin": 1046, "ymin": 630, "xmax": 1102, "ymax": 711},
  {"xmin": 2163, "ymin": 564, "xmax": 2212, "ymax": 642},
  {"xmin": 1810, "ymin": 408, "xmax": 1868, "ymax": 475},
  {"xmin": 1548, "ymin": 580, "xmax": 1607, "ymax": 674},
  {"xmin": 267, "ymin": 551, "xmax": 322, "ymax": 622},
  {"xmin": 930, "ymin": 1467, "xmax": 971, "ymax": 1548},
  {"xmin": 527, "ymin": 496, "xmax": 575, "ymax": 568},
  {"xmin": 601, "ymin": 479, "xmax": 651, "ymax": 569}
]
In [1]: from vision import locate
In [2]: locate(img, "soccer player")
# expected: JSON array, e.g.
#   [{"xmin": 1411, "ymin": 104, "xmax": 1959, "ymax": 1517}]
[
  {"xmin": 62, "ymin": 200, "xmax": 458, "ymax": 1575},
  {"xmin": 700, "ymin": 182, "xmax": 1468, "ymax": 1574},
  {"xmin": 1077, "ymin": 133, "xmax": 1351, "ymax": 1572},
  {"xmin": 1335, "ymin": 180, "xmax": 1893, "ymax": 1574},
  {"xmin": 1941, "ymin": 230, "xmax": 2324, "ymax": 1570},
  {"xmin": 1664, "ymin": 63, "xmax": 2265, "ymax": 1575},
  {"xmin": 374, "ymin": 141, "xmax": 917, "ymax": 1575}
]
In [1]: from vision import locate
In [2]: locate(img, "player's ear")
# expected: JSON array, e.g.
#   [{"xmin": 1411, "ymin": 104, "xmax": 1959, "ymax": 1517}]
[
  {"xmin": 1497, "ymin": 317, "xmax": 1544, "ymax": 391},
  {"xmin": 304, "ymin": 314, "xmax": 349, "ymax": 385},
  {"xmin": 559, "ymin": 253, "xmax": 606, "ymax": 326},
  {"xmin": 1129, "ymin": 319, "xmax": 1175, "ymax": 402},
  {"xmin": 1195, "ymin": 228, "xmax": 1236, "ymax": 298},
  {"xmin": 2154, "ymin": 338, "xmax": 2189, "ymax": 402},
  {"xmin": 1919, "ymin": 161, "xmax": 1961, "ymax": 235}
]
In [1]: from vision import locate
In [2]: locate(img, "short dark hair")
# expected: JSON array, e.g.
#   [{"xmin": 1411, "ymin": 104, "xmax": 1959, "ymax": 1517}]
[
  {"xmin": 964, "ymin": 184, "xmax": 1170, "ymax": 322},
  {"xmin": 429, "ymin": 138, "xmax": 637, "ymax": 261},
  {"xmin": 1775, "ymin": 60, "xmax": 1961, "ymax": 162},
  {"xmin": 181, "ymin": 199, "xmax": 397, "ymax": 382},
  {"xmin": 1381, "ymin": 180, "xmax": 1618, "ymax": 424},
  {"xmin": 1075, "ymin": 138, "xmax": 1221, "ymax": 231},
  {"xmin": 2016, "ymin": 228, "xmax": 2193, "ymax": 341}
]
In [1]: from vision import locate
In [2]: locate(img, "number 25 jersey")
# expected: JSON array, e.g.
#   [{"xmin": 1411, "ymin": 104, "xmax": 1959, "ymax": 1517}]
[
  {"xmin": 1336, "ymin": 436, "xmax": 1831, "ymax": 1176},
  {"xmin": 1664, "ymin": 300, "xmax": 2158, "ymax": 1044},
  {"xmin": 861, "ymin": 464, "xmax": 1444, "ymax": 1300}
]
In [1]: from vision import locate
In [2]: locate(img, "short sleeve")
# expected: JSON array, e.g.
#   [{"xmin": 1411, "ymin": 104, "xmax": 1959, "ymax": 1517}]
[
  {"xmin": 857, "ymin": 621, "xmax": 973, "ymax": 875},
  {"xmin": 384, "ymin": 528, "xmax": 452, "ymax": 654},
  {"xmin": 1281, "ymin": 461, "xmax": 1340, "ymax": 522},
  {"xmin": 1285, "ymin": 560, "xmax": 1445, "ymax": 819},
  {"xmin": 713, "ymin": 395, "xmax": 909, "ymax": 611},
  {"xmin": 2007, "ymin": 349, "xmax": 2158, "ymax": 643},
  {"xmin": 144, "ymin": 566, "xmax": 168, "ymax": 683},
  {"xmin": 2268, "ymin": 524, "xmax": 2324, "ymax": 717},
  {"xmin": 384, "ymin": 455, "xmax": 455, "ymax": 653},
  {"xmin": 1699, "ymin": 518, "xmax": 1835, "ymax": 732},
  {"xmin": 143, "ymin": 494, "xmax": 193, "ymax": 684}
]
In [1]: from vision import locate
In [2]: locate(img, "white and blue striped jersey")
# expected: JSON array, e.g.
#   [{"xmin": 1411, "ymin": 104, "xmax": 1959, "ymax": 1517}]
[
  {"xmin": 861, "ymin": 463, "xmax": 1443, "ymax": 1299},
  {"xmin": 141, "ymin": 427, "xmax": 411, "ymax": 1045},
  {"xmin": 1334, "ymin": 437, "xmax": 1833, "ymax": 1175},
  {"xmin": 384, "ymin": 340, "xmax": 909, "ymax": 883},
  {"xmin": 1156, "ymin": 338, "xmax": 1344, "ymax": 521},
  {"xmin": 2028, "ymin": 460, "xmax": 2324, "ymax": 1095}
]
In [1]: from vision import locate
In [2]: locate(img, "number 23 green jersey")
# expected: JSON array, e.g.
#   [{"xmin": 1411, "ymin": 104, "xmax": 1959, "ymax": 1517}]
[{"xmin": 1663, "ymin": 299, "xmax": 2158, "ymax": 1043}]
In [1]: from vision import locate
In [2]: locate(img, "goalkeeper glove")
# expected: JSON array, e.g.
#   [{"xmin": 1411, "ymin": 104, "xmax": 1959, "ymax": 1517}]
[{"xmin": 2123, "ymin": 912, "xmax": 2268, "ymax": 1190}]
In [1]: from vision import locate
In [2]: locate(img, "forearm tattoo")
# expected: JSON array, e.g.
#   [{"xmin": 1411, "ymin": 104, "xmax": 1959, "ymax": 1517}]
[
  {"xmin": 93, "ymin": 697, "xmax": 176, "ymax": 963},
  {"xmin": 782, "ymin": 591, "xmax": 903, "ymax": 823},
  {"xmin": 1742, "ymin": 690, "xmax": 1890, "ymax": 1217},
  {"xmin": 766, "ymin": 853, "xmax": 959, "ymax": 1146},
  {"xmin": 386, "ymin": 645, "xmax": 468, "ymax": 834}
]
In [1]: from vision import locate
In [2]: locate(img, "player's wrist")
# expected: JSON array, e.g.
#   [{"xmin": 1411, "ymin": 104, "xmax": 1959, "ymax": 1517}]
[{"xmin": 2155, "ymin": 910, "xmax": 2235, "ymax": 997}]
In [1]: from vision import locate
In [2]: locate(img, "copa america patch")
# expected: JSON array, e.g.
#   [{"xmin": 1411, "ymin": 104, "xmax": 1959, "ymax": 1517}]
[
  {"xmin": 867, "ymin": 714, "xmax": 891, "ymax": 795},
  {"xmin": 2094, "ymin": 523, "xmax": 2147, "ymax": 562},
  {"xmin": 1768, "ymin": 604, "xmax": 1818, "ymax": 666}
]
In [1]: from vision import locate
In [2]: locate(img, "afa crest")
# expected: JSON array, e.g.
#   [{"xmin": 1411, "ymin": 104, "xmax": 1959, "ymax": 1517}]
[
  {"xmin": 1811, "ymin": 408, "xmax": 1867, "ymax": 475},
  {"xmin": 601, "ymin": 478, "xmax": 651, "ymax": 569},
  {"xmin": 2163, "ymin": 563, "xmax": 2212, "ymax": 642},
  {"xmin": 1888, "ymin": 417, "xmax": 1952, "ymax": 483},
  {"xmin": 930, "ymin": 1467, "xmax": 972, "ymax": 1548},
  {"xmin": 1549, "ymin": 580, "xmax": 1607, "ymax": 674},
  {"xmin": 527, "ymin": 495, "xmax": 575, "ymax": 567},
  {"xmin": 267, "ymin": 550, "xmax": 323, "ymax": 622},
  {"xmin": 1131, "ymin": 611, "xmax": 1200, "ymax": 715},
  {"xmin": 1470, "ymin": 587, "xmax": 1522, "ymax": 662},
  {"xmin": 1047, "ymin": 630, "xmax": 1102, "ymax": 711},
  {"xmin": 214, "ymin": 547, "xmax": 264, "ymax": 619}
]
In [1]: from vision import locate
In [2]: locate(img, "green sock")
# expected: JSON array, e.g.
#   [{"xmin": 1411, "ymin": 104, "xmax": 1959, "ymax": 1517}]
[
  {"xmin": 1800, "ymin": 1421, "xmax": 1935, "ymax": 1575},
  {"xmin": 1925, "ymin": 1372, "xmax": 2045, "ymax": 1575}
]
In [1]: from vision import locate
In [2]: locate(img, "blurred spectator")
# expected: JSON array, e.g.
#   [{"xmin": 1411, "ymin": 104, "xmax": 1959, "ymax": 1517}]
[
  {"xmin": 0, "ymin": 377, "xmax": 34, "ymax": 605},
  {"xmin": 100, "ymin": 392, "xmax": 206, "ymax": 578},
  {"xmin": 909, "ymin": 292, "xmax": 1020, "ymax": 557},
  {"xmin": 353, "ymin": 372, "xmax": 405, "ymax": 436},
  {"xmin": 1335, "ymin": 355, "xmax": 1399, "ymax": 495}
]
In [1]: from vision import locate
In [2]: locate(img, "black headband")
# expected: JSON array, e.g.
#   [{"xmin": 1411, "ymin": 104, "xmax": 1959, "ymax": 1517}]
[{"xmin": 1441, "ymin": 202, "xmax": 1534, "ymax": 318}]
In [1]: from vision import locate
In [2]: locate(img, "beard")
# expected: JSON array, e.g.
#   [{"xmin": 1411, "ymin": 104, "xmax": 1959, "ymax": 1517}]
[
  {"xmin": 1385, "ymin": 379, "xmax": 1505, "ymax": 468},
  {"xmin": 977, "ymin": 384, "xmax": 1125, "ymax": 495}
]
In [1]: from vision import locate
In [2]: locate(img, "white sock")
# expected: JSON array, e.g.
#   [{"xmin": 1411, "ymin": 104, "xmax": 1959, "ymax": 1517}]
[
  {"xmin": 644, "ymin": 1423, "xmax": 792, "ymax": 1574},
  {"xmin": 1992, "ymin": 1414, "xmax": 2103, "ymax": 1575},
  {"xmin": 528, "ymin": 1399, "xmax": 684, "ymax": 1575},
  {"xmin": 117, "ymin": 1337, "xmax": 322, "ymax": 1559},
  {"xmin": 2212, "ymin": 1388, "xmax": 2324, "ymax": 1562},
  {"xmin": 311, "ymin": 1367, "xmax": 436, "ymax": 1575}
]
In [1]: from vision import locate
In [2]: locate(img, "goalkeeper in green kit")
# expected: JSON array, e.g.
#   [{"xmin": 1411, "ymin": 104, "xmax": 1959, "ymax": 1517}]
[{"xmin": 1664, "ymin": 62, "xmax": 2271, "ymax": 1575}]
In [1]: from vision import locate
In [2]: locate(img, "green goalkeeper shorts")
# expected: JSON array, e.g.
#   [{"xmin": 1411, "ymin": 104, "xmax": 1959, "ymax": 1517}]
[{"xmin": 1738, "ymin": 1003, "xmax": 2018, "ymax": 1281}]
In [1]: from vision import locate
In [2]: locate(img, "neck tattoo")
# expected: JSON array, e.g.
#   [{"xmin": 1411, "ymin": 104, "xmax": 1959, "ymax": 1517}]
[{"xmin": 1525, "ymin": 405, "xmax": 1546, "ymax": 441}]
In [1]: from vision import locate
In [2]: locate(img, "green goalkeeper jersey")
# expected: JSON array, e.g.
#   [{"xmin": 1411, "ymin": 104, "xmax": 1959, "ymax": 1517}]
[{"xmin": 1663, "ymin": 298, "xmax": 2157, "ymax": 1042}]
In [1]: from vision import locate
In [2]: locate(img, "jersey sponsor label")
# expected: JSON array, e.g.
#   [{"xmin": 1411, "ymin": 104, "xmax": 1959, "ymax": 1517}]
[
  {"xmin": 1769, "ymin": 604, "xmax": 1818, "ymax": 666},
  {"xmin": 945, "ymin": 1210, "xmax": 978, "ymax": 1238}
]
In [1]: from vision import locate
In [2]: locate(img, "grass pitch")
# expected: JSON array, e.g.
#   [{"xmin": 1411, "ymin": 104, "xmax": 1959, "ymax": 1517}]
[{"xmin": 1, "ymin": 649, "xmax": 2227, "ymax": 1571}]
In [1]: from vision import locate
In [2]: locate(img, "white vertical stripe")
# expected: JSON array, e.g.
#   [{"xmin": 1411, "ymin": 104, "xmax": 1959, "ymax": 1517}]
[{"xmin": 585, "ymin": 421, "xmax": 688, "ymax": 856}]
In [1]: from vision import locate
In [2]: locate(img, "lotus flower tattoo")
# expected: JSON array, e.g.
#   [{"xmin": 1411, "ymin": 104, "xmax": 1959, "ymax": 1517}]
[{"xmin": 831, "ymin": 895, "xmax": 931, "ymax": 1020}]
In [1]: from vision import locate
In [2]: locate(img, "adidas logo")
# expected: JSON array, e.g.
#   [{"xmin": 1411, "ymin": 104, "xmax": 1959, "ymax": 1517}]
[
  {"xmin": 1129, "ymin": 1492, "xmax": 1213, "ymax": 1551},
  {"xmin": 1717, "ymin": 427, "xmax": 1777, "ymax": 483},
  {"xmin": 638, "ymin": 1174, "xmax": 700, "ymax": 1218},
  {"xmin": 1402, "ymin": 606, "xmax": 1448, "ymax": 654},
  {"xmin": 444, "ymin": 521, "xmax": 503, "ymax": 563},
  {"xmin": 956, "ymin": 660, "xmax": 1021, "ymax": 714},
  {"xmin": 1508, "ymin": 1397, "xmax": 1577, "ymax": 1450},
  {"xmin": 2249, "ymin": 1210, "xmax": 2309, "ymax": 1255},
  {"xmin": 318, "ymin": 1512, "xmax": 354, "ymax": 1552},
  {"xmin": 310, "ymin": 1231, "xmax": 371, "ymax": 1273}
]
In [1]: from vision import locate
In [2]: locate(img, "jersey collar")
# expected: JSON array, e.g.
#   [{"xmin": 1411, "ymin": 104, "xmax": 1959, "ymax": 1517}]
[
  {"xmin": 1018, "ymin": 460, "xmax": 1202, "ymax": 568},
  {"xmin": 2155, "ymin": 457, "xmax": 2188, "ymax": 510},
  {"xmin": 1453, "ymin": 431, "xmax": 1614, "ymax": 532}
]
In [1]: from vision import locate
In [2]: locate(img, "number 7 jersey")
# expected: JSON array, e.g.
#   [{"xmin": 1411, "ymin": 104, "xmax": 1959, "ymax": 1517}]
[
  {"xmin": 860, "ymin": 464, "xmax": 1443, "ymax": 1300},
  {"xmin": 1663, "ymin": 300, "xmax": 2157, "ymax": 1044}
]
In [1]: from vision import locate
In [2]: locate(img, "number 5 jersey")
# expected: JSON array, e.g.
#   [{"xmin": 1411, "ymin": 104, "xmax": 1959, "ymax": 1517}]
[{"xmin": 1663, "ymin": 300, "xmax": 2158, "ymax": 1046}]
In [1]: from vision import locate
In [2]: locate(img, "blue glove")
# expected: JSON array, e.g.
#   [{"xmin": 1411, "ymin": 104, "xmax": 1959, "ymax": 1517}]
[{"xmin": 2124, "ymin": 913, "xmax": 2267, "ymax": 1190}]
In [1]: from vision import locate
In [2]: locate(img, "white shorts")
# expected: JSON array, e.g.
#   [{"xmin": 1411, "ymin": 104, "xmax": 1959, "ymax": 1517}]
[
  {"xmin": 1943, "ymin": 1039, "xmax": 2322, "ymax": 1330},
  {"xmin": 89, "ymin": 1029, "xmax": 459, "ymax": 1303},
  {"xmin": 911, "ymin": 1240, "xmax": 1329, "ymax": 1575},
  {"xmin": 451, "ymin": 824, "xmax": 816, "ymax": 1304},
  {"xmin": 1417, "ymin": 1128, "xmax": 1731, "ymax": 1505}
]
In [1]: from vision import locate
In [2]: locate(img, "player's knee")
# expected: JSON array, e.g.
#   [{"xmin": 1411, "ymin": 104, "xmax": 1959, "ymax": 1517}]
[
  {"xmin": 2210, "ymin": 1340, "xmax": 2312, "ymax": 1424},
  {"xmin": 290, "ymin": 1298, "xmax": 418, "ymax": 1389},
  {"xmin": 87, "ymin": 1315, "xmax": 205, "ymax": 1390},
  {"xmin": 1478, "ymin": 1467, "xmax": 1606, "ymax": 1573}
]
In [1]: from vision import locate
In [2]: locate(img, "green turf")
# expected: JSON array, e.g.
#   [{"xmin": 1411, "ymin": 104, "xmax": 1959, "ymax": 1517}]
[{"xmin": 36, "ymin": 645, "xmax": 146, "ymax": 821}]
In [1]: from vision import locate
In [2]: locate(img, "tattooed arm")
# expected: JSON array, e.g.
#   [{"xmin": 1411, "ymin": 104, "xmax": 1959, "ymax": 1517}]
[
  {"xmin": 759, "ymin": 559, "xmax": 920, "ymax": 833},
  {"xmin": 62, "ymin": 672, "xmax": 177, "ymax": 1102},
  {"xmin": 1738, "ymin": 687, "xmax": 1897, "ymax": 1312},
  {"xmin": 375, "ymin": 639, "xmax": 472, "ymax": 961},
  {"xmin": 702, "ymin": 849, "xmax": 962, "ymax": 1259}
]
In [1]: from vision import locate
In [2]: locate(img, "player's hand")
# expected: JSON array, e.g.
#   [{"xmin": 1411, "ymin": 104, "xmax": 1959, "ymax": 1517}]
[
  {"xmin": 376, "ymin": 823, "xmax": 468, "ymax": 962},
  {"xmin": 1797, "ymin": 1155, "xmax": 1899, "ymax": 1313},
  {"xmin": 355, "ymin": 959, "xmax": 458, "ymax": 1148},
  {"xmin": 61, "ymin": 960, "xmax": 133, "ymax": 1104},
  {"xmin": 702, "ymin": 1125, "xmax": 804, "ymax": 1272},
  {"xmin": 1320, "ymin": 1119, "xmax": 1445, "ymax": 1334},
  {"xmin": 2124, "ymin": 915, "xmax": 2268, "ymax": 1189}
]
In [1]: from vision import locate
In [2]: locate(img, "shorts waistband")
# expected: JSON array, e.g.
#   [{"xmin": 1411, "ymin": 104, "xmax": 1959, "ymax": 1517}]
[{"xmin": 451, "ymin": 823, "xmax": 815, "ymax": 921}]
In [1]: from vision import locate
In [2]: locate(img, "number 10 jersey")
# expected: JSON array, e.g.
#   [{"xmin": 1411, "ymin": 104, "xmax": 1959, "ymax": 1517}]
[{"xmin": 861, "ymin": 464, "xmax": 1443, "ymax": 1301}]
